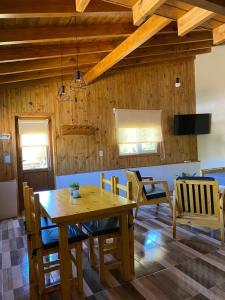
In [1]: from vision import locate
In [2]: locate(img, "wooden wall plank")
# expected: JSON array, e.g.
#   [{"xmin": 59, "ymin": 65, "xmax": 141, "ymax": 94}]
[{"xmin": 0, "ymin": 59, "xmax": 197, "ymax": 181}]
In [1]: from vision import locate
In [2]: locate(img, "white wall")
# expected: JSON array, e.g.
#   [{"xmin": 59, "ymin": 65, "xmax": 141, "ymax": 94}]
[
  {"xmin": 195, "ymin": 45, "xmax": 225, "ymax": 168},
  {"xmin": 56, "ymin": 162, "xmax": 200, "ymax": 191}
]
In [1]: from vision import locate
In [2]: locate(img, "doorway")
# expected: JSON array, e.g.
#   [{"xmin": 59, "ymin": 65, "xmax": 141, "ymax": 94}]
[{"xmin": 16, "ymin": 117, "xmax": 55, "ymax": 212}]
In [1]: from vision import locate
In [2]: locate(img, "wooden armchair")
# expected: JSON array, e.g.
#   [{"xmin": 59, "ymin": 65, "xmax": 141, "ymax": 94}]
[
  {"xmin": 173, "ymin": 177, "xmax": 225, "ymax": 244},
  {"xmin": 200, "ymin": 167, "xmax": 225, "ymax": 186},
  {"xmin": 126, "ymin": 170, "xmax": 171, "ymax": 217}
]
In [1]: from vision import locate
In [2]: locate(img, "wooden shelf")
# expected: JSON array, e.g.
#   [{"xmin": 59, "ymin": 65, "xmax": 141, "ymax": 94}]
[{"xmin": 60, "ymin": 125, "xmax": 96, "ymax": 136}]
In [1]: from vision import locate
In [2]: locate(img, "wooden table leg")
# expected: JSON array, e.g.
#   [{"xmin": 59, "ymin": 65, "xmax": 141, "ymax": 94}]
[
  {"xmin": 58, "ymin": 223, "xmax": 70, "ymax": 300},
  {"xmin": 128, "ymin": 209, "xmax": 135, "ymax": 274},
  {"xmin": 120, "ymin": 211, "xmax": 132, "ymax": 281}
]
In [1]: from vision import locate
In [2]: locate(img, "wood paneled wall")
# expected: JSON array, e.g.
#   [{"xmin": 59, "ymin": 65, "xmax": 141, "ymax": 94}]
[{"xmin": 0, "ymin": 58, "xmax": 197, "ymax": 182}]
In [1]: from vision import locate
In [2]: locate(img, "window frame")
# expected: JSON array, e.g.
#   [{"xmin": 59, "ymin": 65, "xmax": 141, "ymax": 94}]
[{"xmin": 118, "ymin": 142, "xmax": 160, "ymax": 157}]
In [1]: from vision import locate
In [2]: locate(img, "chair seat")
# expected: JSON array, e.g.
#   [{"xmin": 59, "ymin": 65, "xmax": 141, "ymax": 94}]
[
  {"xmin": 40, "ymin": 216, "xmax": 57, "ymax": 230},
  {"xmin": 41, "ymin": 224, "xmax": 88, "ymax": 250},
  {"xmin": 82, "ymin": 217, "xmax": 119, "ymax": 237},
  {"xmin": 145, "ymin": 187, "xmax": 166, "ymax": 200}
]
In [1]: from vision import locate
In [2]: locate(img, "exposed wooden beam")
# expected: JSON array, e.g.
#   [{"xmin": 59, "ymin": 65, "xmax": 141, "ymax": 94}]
[
  {"xmin": 84, "ymin": 15, "xmax": 172, "ymax": 84},
  {"xmin": 213, "ymin": 23, "xmax": 225, "ymax": 44},
  {"xmin": 0, "ymin": 23, "xmax": 135, "ymax": 46},
  {"xmin": 76, "ymin": 0, "xmax": 91, "ymax": 12},
  {"xmin": 0, "ymin": 31, "xmax": 212, "ymax": 63},
  {"xmin": 178, "ymin": 7, "xmax": 215, "ymax": 36},
  {"xmin": 0, "ymin": 48, "xmax": 211, "ymax": 85},
  {"xmin": 181, "ymin": 0, "xmax": 225, "ymax": 16},
  {"xmin": 133, "ymin": 0, "xmax": 167, "ymax": 26},
  {"xmin": 0, "ymin": 41, "xmax": 211, "ymax": 75},
  {"xmin": 0, "ymin": 0, "xmax": 129, "ymax": 18}
]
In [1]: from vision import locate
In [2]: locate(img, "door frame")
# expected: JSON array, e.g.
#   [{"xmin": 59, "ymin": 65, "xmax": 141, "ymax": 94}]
[{"xmin": 15, "ymin": 115, "xmax": 55, "ymax": 213}]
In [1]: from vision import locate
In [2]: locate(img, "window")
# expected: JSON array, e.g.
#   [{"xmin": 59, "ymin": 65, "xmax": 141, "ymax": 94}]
[
  {"xmin": 114, "ymin": 109, "xmax": 162, "ymax": 156},
  {"xmin": 18, "ymin": 119, "xmax": 49, "ymax": 170}
]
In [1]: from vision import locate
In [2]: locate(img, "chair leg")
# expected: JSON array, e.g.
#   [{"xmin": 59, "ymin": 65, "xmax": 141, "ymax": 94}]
[
  {"xmin": 135, "ymin": 207, "xmax": 139, "ymax": 218},
  {"xmin": 220, "ymin": 227, "xmax": 224, "ymax": 245},
  {"xmin": 98, "ymin": 236, "xmax": 105, "ymax": 282},
  {"xmin": 88, "ymin": 235, "xmax": 95, "ymax": 268},
  {"xmin": 75, "ymin": 243, "xmax": 84, "ymax": 293},
  {"xmin": 173, "ymin": 219, "xmax": 176, "ymax": 239},
  {"xmin": 37, "ymin": 251, "xmax": 46, "ymax": 300}
]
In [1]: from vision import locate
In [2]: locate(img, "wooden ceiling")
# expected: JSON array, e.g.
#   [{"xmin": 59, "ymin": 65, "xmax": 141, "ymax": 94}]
[{"xmin": 0, "ymin": 0, "xmax": 225, "ymax": 86}]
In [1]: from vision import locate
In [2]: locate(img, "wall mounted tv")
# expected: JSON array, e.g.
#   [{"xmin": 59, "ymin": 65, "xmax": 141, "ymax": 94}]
[{"xmin": 174, "ymin": 114, "xmax": 211, "ymax": 135}]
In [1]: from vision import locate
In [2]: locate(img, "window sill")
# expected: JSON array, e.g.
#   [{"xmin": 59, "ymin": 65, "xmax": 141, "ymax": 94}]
[{"xmin": 118, "ymin": 152, "xmax": 160, "ymax": 158}]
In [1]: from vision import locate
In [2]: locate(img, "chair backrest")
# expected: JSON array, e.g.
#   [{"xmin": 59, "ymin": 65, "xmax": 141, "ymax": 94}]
[
  {"xmin": 200, "ymin": 167, "xmax": 225, "ymax": 186},
  {"xmin": 100, "ymin": 173, "xmax": 114, "ymax": 192},
  {"xmin": 125, "ymin": 170, "xmax": 143, "ymax": 202},
  {"xmin": 29, "ymin": 192, "xmax": 42, "ymax": 249},
  {"xmin": 113, "ymin": 177, "xmax": 132, "ymax": 200},
  {"xmin": 175, "ymin": 178, "xmax": 220, "ymax": 217}
]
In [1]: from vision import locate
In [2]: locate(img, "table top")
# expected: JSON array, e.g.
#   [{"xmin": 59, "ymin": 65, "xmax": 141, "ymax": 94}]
[{"xmin": 38, "ymin": 186, "xmax": 136, "ymax": 223}]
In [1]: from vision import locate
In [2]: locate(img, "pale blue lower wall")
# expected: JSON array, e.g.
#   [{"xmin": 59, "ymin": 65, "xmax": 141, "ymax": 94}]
[{"xmin": 56, "ymin": 162, "xmax": 200, "ymax": 191}]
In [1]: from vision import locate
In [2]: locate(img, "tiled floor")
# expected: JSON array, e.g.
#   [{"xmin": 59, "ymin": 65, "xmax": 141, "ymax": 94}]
[{"xmin": 1, "ymin": 204, "xmax": 225, "ymax": 299}]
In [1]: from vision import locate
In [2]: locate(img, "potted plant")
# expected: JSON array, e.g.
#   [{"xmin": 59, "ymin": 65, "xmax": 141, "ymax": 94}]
[
  {"xmin": 69, "ymin": 182, "xmax": 80, "ymax": 198},
  {"xmin": 176, "ymin": 172, "xmax": 197, "ymax": 178}
]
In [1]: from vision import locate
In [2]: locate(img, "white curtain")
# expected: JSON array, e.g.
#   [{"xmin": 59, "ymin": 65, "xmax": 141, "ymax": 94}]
[{"xmin": 114, "ymin": 109, "xmax": 163, "ymax": 143}]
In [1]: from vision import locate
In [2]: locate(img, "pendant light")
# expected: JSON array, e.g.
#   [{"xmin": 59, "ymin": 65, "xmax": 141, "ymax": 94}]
[
  {"xmin": 57, "ymin": 43, "xmax": 70, "ymax": 101},
  {"xmin": 70, "ymin": 15, "xmax": 86, "ymax": 91}
]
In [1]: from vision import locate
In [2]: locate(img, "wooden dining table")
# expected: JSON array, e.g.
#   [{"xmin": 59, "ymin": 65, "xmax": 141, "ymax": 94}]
[{"xmin": 38, "ymin": 185, "xmax": 136, "ymax": 300}]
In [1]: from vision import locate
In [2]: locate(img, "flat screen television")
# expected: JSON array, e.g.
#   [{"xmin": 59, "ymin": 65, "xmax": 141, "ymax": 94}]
[{"xmin": 174, "ymin": 113, "xmax": 211, "ymax": 135}]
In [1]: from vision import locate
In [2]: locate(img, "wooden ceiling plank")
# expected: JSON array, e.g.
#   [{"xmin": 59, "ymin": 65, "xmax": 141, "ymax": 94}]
[
  {"xmin": 0, "ymin": 31, "xmax": 212, "ymax": 63},
  {"xmin": 0, "ymin": 41, "xmax": 212, "ymax": 74},
  {"xmin": 76, "ymin": 0, "xmax": 91, "ymax": 12},
  {"xmin": 133, "ymin": 0, "xmax": 167, "ymax": 26},
  {"xmin": 0, "ymin": 41, "xmax": 120, "ymax": 63},
  {"xmin": 181, "ymin": 0, "xmax": 225, "ymax": 16},
  {"xmin": 213, "ymin": 23, "xmax": 225, "ymax": 44},
  {"xmin": 0, "ymin": 48, "xmax": 211, "ymax": 85},
  {"xmin": 115, "ymin": 48, "xmax": 211, "ymax": 68},
  {"xmin": 178, "ymin": 7, "xmax": 215, "ymax": 36},
  {"xmin": 0, "ymin": 23, "xmax": 135, "ymax": 46},
  {"xmin": 0, "ymin": 0, "xmax": 129, "ymax": 18},
  {"xmin": 84, "ymin": 15, "xmax": 172, "ymax": 84}
]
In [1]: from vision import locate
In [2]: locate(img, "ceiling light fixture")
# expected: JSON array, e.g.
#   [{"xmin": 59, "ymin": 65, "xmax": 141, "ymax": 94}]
[
  {"xmin": 70, "ymin": 15, "xmax": 86, "ymax": 91},
  {"xmin": 57, "ymin": 43, "xmax": 70, "ymax": 101}
]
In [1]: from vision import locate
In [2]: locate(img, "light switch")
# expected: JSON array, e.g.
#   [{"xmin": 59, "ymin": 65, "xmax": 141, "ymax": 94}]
[
  {"xmin": 4, "ymin": 154, "xmax": 11, "ymax": 164},
  {"xmin": 99, "ymin": 150, "xmax": 104, "ymax": 157}
]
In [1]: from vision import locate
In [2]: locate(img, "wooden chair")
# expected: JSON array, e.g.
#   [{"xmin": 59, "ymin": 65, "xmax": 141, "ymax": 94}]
[
  {"xmin": 23, "ymin": 181, "xmax": 57, "ymax": 231},
  {"xmin": 200, "ymin": 167, "xmax": 225, "ymax": 186},
  {"xmin": 27, "ymin": 187, "xmax": 88, "ymax": 298},
  {"xmin": 126, "ymin": 170, "xmax": 171, "ymax": 218},
  {"xmin": 173, "ymin": 177, "xmax": 225, "ymax": 244},
  {"xmin": 82, "ymin": 173, "xmax": 132, "ymax": 281},
  {"xmin": 113, "ymin": 177, "xmax": 134, "ymax": 273}
]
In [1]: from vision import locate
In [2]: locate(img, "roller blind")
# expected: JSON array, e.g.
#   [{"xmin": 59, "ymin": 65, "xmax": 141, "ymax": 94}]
[
  {"xmin": 114, "ymin": 109, "xmax": 162, "ymax": 143},
  {"xmin": 19, "ymin": 119, "xmax": 49, "ymax": 146}
]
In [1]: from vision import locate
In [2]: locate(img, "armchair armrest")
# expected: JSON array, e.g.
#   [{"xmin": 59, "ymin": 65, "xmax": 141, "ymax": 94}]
[
  {"xmin": 141, "ymin": 180, "xmax": 170, "ymax": 197},
  {"xmin": 141, "ymin": 176, "xmax": 154, "ymax": 180}
]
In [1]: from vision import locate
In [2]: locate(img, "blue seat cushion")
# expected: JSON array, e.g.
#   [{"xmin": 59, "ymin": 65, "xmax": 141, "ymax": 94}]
[
  {"xmin": 82, "ymin": 217, "xmax": 119, "ymax": 237},
  {"xmin": 145, "ymin": 187, "xmax": 166, "ymax": 200},
  {"xmin": 176, "ymin": 176, "xmax": 215, "ymax": 181},
  {"xmin": 40, "ymin": 216, "xmax": 57, "ymax": 230},
  {"xmin": 41, "ymin": 224, "xmax": 88, "ymax": 250}
]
